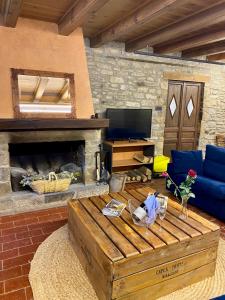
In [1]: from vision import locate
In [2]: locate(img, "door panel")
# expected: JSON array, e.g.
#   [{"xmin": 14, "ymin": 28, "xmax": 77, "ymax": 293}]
[
  {"xmin": 163, "ymin": 81, "xmax": 203, "ymax": 156},
  {"xmin": 163, "ymin": 82, "xmax": 182, "ymax": 157}
]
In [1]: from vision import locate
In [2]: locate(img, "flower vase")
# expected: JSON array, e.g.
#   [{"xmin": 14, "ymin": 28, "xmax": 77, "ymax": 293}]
[{"xmin": 179, "ymin": 197, "xmax": 189, "ymax": 220}]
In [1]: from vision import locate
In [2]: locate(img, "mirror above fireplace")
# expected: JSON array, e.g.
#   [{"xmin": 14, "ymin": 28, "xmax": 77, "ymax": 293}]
[{"xmin": 11, "ymin": 69, "xmax": 75, "ymax": 119}]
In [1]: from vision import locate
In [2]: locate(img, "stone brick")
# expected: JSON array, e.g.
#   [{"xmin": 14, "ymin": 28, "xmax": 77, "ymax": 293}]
[
  {"xmin": 0, "ymin": 182, "xmax": 12, "ymax": 197},
  {"xmin": 0, "ymin": 167, "xmax": 10, "ymax": 181}
]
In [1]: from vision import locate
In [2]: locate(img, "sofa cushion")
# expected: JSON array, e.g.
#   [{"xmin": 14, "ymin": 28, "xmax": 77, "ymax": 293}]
[
  {"xmin": 193, "ymin": 175, "xmax": 225, "ymax": 201},
  {"xmin": 203, "ymin": 145, "xmax": 225, "ymax": 183},
  {"xmin": 171, "ymin": 150, "xmax": 203, "ymax": 175}
]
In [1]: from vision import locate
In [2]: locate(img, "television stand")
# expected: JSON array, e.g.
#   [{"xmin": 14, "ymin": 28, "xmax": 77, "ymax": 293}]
[
  {"xmin": 103, "ymin": 140, "xmax": 155, "ymax": 183},
  {"xmin": 128, "ymin": 138, "xmax": 139, "ymax": 143}
]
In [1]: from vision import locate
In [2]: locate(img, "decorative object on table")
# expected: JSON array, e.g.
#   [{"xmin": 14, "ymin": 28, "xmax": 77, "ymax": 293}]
[
  {"xmin": 162, "ymin": 169, "xmax": 197, "ymax": 219},
  {"xmin": 102, "ymin": 199, "xmax": 126, "ymax": 217},
  {"xmin": 20, "ymin": 171, "xmax": 73, "ymax": 194},
  {"xmin": 129, "ymin": 192, "xmax": 159, "ymax": 227},
  {"xmin": 109, "ymin": 173, "xmax": 127, "ymax": 192},
  {"xmin": 157, "ymin": 195, "xmax": 168, "ymax": 231}
]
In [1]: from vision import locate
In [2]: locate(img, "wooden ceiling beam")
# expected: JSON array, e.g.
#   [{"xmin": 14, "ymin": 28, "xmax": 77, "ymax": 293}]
[
  {"xmin": 126, "ymin": 1, "xmax": 225, "ymax": 52},
  {"xmin": 33, "ymin": 77, "xmax": 49, "ymax": 103},
  {"xmin": 90, "ymin": 0, "xmax": 183, "ymax": 48},
  {"xmin": 154, "ymin": 28, "xmax": 225, "ymax": 54},
  {"xmin": 182, "ymin": 40, "xmax": 225, "ymax": 58},
  {"xmin": 58, "ymin": 0, "xmax": 109, "ymax": 36},
  {"xmin": 207, "ymin": 52, "xmax": 225, "ymax": 61},
  {"xmin": 3, "ymin": 0, "xmax": 23, "ymax": 27},
  {"xmin": 58, "ymin": 80, "xmax": 70, "ymax": 103}
]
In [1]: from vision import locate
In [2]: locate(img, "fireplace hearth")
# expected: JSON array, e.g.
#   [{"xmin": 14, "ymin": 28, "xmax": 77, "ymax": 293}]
[
  {"xmin": 0, "ymin": 128, "xmax": 109, "ymax": 215},
  {"xmin": 9, "ymin": 140, "xmax": 85, "ymax": 192}
]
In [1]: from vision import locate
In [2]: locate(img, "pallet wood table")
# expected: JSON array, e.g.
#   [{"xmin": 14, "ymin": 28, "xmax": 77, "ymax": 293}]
[{"xmin": 68, "ymin": 187, "xmax": 220, "ymax": 300}]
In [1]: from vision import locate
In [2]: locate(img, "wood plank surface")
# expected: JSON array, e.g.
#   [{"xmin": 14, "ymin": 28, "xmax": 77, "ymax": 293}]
[
  {"xmin": 81, "ymin": 197, "xmax": 138, "ymax": 258},
  {"xmin": 101, "ymin": 194, "xmax": 165, "ymax": 249},
  {"xmin": 68, "ymin": 200, "xmax": 124, "ymax": 262},
  {"xmin": 117, "ymin": 261, "xmax": 216, "ymax": 300},
  {"xmin": 89, "ymin": 196, "xmax": 152, "ymax": 254},
  {"xmin": 112, "ymin": 246, "xmax": 217, "ymax": 298},
  {"xmin": 165, "ymin": 211, "xmax": 201, "ymax": 238}
]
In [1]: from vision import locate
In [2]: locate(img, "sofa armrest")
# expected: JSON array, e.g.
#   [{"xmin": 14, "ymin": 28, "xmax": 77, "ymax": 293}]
[{"xmin": 167, "ymin": 163, "xmax": 174, "ymax": 176}]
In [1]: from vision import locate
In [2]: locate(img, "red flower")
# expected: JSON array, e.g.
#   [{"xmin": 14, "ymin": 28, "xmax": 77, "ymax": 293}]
[
  {"xmin": 161, "ymin": 172, "xmax": 169, "ymax": 178},
  {"xmin": 188, "ymin": 169, "xmax": 197, "ymax": 178}
]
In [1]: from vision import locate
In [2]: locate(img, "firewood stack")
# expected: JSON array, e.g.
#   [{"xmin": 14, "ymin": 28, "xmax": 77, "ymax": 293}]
[{"xmin": 126, "ymin": 166, "xmax": 152, "ymax": 182}]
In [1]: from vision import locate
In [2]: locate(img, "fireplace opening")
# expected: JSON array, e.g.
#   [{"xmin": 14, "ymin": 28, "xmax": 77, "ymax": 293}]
[{"xmin": 9, "ymin": 140, "xmax": 85, "ymax": 192}]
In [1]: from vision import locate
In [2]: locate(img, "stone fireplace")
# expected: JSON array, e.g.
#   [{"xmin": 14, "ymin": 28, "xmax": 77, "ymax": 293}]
[{"xmin": 0, "ymin": 123, "xmax": 109, "ymax": 215}]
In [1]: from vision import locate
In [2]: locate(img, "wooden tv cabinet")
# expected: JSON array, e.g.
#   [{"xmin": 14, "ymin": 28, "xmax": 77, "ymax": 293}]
[{"xmin": 103, "ymin": 140, "xmax": 155, "ymax": 180}]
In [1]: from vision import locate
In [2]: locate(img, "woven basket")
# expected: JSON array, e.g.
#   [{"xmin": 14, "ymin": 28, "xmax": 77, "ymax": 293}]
[
  {"xmin": 216, "ymin": 134, "xmax": 225, "ymax": 147},
  {"xmin": 30, "ymin": 172, "xmax": 71, "ymax": 195}
]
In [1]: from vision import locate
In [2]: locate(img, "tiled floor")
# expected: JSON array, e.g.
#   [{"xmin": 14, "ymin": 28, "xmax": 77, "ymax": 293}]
[{"xmin": 0, "ymin": 179, "xmax": 224, "ymax": 299}]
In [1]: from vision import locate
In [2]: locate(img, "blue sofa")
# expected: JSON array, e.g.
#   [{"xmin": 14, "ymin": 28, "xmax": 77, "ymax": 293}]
[{"xmin": 167, "ymin": 145, "xmax": 225, "ymax": 221}]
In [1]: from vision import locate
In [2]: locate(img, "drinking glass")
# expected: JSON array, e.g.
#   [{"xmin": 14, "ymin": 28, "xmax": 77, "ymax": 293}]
[
  {"xmin": 158, "ymin": 207, "xmax": 166, "ymax": 231},
  {"xmin": 157, "ymin": 195, "xmax": 168, "ymax": 231}
]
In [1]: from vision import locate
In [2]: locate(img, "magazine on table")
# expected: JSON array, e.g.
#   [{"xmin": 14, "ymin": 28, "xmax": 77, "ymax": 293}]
[{"xmin": 102, "ymin": 199, "xmax": 126, "ymax": 217}]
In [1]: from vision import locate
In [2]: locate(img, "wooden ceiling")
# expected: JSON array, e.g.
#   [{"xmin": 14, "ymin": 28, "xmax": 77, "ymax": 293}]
[{"xmin": 2, "ymin": 0, "xmax": 225, "ymax": 61}]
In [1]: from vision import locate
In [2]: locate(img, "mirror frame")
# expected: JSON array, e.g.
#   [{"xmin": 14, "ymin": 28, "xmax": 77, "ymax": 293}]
[{"xmin": 11, "ymin": 68, "xmax": 76, "ymax": 119}]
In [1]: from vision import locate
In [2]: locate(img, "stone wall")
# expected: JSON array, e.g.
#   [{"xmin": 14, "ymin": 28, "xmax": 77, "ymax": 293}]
[{"xmin": 85, "ymin": 40, "xmax": 225, "ymax": 154}]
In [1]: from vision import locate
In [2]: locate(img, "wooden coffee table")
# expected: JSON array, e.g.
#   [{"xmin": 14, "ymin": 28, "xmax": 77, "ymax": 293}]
[{"xmin": 68, "ymin": 187, "xmax": 220, "ymax": 300}]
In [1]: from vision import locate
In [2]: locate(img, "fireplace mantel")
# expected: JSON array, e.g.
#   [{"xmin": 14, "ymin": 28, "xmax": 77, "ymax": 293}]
[{"xmin": 0, "ymin": 118, "xmax": 109, "ymax": 131}]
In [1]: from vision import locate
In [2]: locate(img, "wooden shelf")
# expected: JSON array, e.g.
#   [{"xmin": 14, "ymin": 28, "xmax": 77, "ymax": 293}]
[
  {"xmin": 112, "ymin": 159, "xmax": 152, "ymax": 168},
  {"xmin": 0, "ymin": 118, "xmax": 109, "ymax": 131},
  {"xmin": 104, "ymin": 140, "xmax": 154, "ymax": 147},
  {"xmin": 103, "ymin": 140, "xmax": 155, "ymax": 174}
]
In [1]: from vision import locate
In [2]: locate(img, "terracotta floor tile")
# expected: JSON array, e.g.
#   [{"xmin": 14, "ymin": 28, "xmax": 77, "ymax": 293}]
[
  {"xmin": 0, "ymin": 282, "xmax": 3, "ymax": 294},
  {"xmin": 0, "ymin": 266, "xmax": 22, "ymax": 281},
  {"xmin": 0, "ymin": 223, "xmax": 14, "ymax": 230},
  {"xmin": 14, "ymin": 218, "xmax": 39, "ymax": 227},
  {"xmin": 3, "ymin": 253, "xmax": 33, "ymax": 270},
  {"xmin": 0, "ymin": 234, "xmax": 16, "ymax": 244},
  {"xmin": 19, "ymin": 243, "xmax": 40, "ymax": 256},
  {"xmin": 5, "ymin": 275, "xmax": 29, "ymax": 293},
  {"xmin": 0, "ymin": 288, "xmax": 26, "ymax": 300},
  {"xmin": 38, "ymin": 213, "xmax": 62, "ymax": 223},
  {"xmin": 2, "ymin": 226, "xmax": 28, "ymax": 237},
  {"xmin": 25, "ymin": 287, "xmax": 33, "ymax": 300},
  {"xmin": 16, "ymin": 229, "xmax": 43, "ymax": 240},
  {"xmin": 3, "ymin": 238, "xmax": 32, "ymax": 252},
  {"xmin": 0, "ymin": 249, "xmax": 18, "ymax": 260},
  {"xmin": 21, "ymin": 264, "xmax": 30, "ymax": 276},
  {"xmin": 31, "ymin": 234, "xmax": 50, "ymax": 244}
]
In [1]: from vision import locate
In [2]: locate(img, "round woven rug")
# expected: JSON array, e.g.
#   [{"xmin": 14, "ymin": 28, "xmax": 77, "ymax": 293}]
[{"xmin": 29, "ymin": 225, "xmax": 225, "ymax": 300}]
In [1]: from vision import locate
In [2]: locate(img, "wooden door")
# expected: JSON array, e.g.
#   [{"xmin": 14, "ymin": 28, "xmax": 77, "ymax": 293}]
[{"xmin": 163, "ymin": 81, "xmax": 203, "ymax": 157}]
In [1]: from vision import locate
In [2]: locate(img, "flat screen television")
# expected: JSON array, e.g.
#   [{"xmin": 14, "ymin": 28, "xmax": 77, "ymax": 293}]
[{"xmin": 106, "ymin": 108, "xmax": 152, "ymax": 140}]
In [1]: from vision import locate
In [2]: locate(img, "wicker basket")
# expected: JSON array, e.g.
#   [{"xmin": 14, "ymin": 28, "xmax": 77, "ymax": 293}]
[
  {"xmin": 216, "ymin": 134, "xmax": 225, "ymax": 147},
  {"xmin": 30, "ymin": 172, "xmax": 71, "ymax": 195}
]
